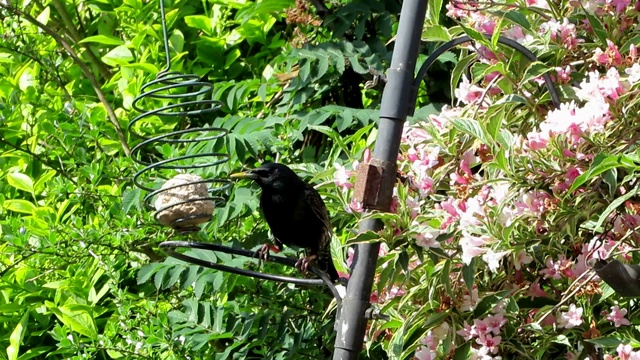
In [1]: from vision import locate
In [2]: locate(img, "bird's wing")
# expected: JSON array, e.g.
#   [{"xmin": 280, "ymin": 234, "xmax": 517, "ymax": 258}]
[{"xmin": 304, "ymin": 185, "xmax": 332, "ymax": 242}]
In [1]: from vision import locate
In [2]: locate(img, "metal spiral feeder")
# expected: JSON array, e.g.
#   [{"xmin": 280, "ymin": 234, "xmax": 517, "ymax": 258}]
[{"xmin": 130, "ymin": 0, "xmax": 342, "ymax": 305}]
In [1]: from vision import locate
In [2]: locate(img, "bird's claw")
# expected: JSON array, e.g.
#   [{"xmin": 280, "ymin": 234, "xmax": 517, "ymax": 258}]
[
  {"xmin": 255, "ymin": 243, "xmax": 280, "ymax": 262},
  {"xmin": 295, "ymin": 255, "xmax": 318, "ymax": 273}
]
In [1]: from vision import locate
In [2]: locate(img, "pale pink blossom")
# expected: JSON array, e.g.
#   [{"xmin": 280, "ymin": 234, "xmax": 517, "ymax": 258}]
[
  {"xmin": 557, "ymin": 304, "xmax": 583, "ymax": 329},
  {"xmin": 515, "ymin": 250, "xmax": 533, "ymax": 270},
  {"xmin": 333, "ymin": 163, "xmax": 354, "ymax": 190},
  {"xmin": 413, "ymin": 223, "xmax": 442, "ymax": 249},
  {"xmin": 539, "ymin": 256, "xmax": 563, "ymax": 279},
  {"xmin": 525, "ymin": 131, "xmax": 549, "ymax": 151},
  {"xmin": 485, "ymin": 313, "xmax": 507, "ymax": 334},
  {"xmin": 414, "ymin": 346, "xmax": 436, "ymax": 360},
  {"xmin": 455, "ymin": 75, "xmax": 486, "ymax": 105},
  {"xmin": 526, "ymin": 0, "xmax": 550, "ymax": 8},
  {"xmin": 347, "ymin": 199, "xmax": 364, "ymax": 213},
  {"xmin": 503, "ymin": 26, "xmax": 532, "ymax": 44},
  {"xmin": 625, "ymin": 63, "xmax": 640, "ymax": 84},
  {"xmin": 607, "ymin": 0, "xmax": 630, "ymax": 14},
  {"xmin": 476, "ymin": 333, "xmax": 501, "ymax": 354},
  {"xmin": 461, "ymin": 286, "xmax": 480, "ymax": 311},
  {"xmin": 482, "ymin": 249, "xmax": 510, "ymax": 273},
  {"xmin": 605, "ymin": 305, "xmax": 631, "ymax": 327},
  {"xmin": 428, "ymin": 106, "xmax": 462, "ymax": 130},
  {"xmin": 445, "ymin": 1, "xmax": 471, "ymax": 19},
  {"xmin": 556, "ymin": 66, "xmax": 572, "ymax": 83},
  {"xmin": 540, "ymin": 18, "xmax": 582, "ymax": 50},
  {"xmin": 458, "ymin": 196, "xmax": 485, "ymax": 227},
  {"xmin": 460, "ymin": 232, "xmax": 493, "ymax": 264},
  {"xmin": 527, "ymin": 282, "xmax": 549, "ymax": 299},
  {"xmin": 457, "ymin": 321, "xmax": 475, "ymax": 341},
  {"xmin": 470, "ymin": 12, "xmax": 496, "ymax": 34}
]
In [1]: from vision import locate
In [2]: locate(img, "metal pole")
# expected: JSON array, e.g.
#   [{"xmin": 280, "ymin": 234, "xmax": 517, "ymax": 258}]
[{"xmin": 332, "ymin": 1, "xmax": 427, "ymax": 359}]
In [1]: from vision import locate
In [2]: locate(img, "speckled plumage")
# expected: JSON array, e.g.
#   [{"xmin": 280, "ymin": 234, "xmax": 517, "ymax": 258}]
[{"xmin": 232, "ymin": 163, "xmax": 338, "ymax": 281}]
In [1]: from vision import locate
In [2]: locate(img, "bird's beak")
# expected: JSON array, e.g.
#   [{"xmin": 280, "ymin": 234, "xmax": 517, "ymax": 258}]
[{"xmin": 229, "ymin": 170, "xmax": 258, "ymax": 180}]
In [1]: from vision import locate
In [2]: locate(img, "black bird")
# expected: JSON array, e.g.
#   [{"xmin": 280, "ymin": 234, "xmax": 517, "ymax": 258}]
[{"xmin": 230, "ymin": 163, "xmax": 338, "ymax": 281}]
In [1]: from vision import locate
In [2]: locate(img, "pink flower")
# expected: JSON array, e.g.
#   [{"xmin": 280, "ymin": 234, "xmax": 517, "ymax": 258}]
[
  {"xmin": 625, "ymin": 63, "xmax": 640, "ymax": 84},
  {"xmin": 557, "ymin": 304, "xmax": 583, "ymax": 329},
  {"xmin": 414, "ymin": 227, "xmax": 442, "ymax": 249},
  {"xmin": 445, "ymin": 1, "xmax": 471, "ymax": 19},
  {"xmin": 428, "ymin": 106, "xmax": 462, "ymax": 130},
  {"xmin": 455, "ymin": 75, "xmax": 486, "ymax": 105},
  {"xmin": 461, "ymin": 286, "xmax": 480, "ymax": 311},
  {"xmin": 503, "ymin": 26, "xmax": 531, "ymax": 44},
  {"xmin": 485, "ymin": 313, "xmax": 507, "ymax": 334},
  {"xmin": 527, "ymin": 282, "xmax": 549, "ymax": 299},
  {"xmin": 347, "ymin": 199, "xmax": 363, "ymax": 213},
  {"xmin": 482, "ymin": 250, "xmax": 510, "ymax": 273},
  {"xmin": 460, "ymin": 232, "xmax": 493, "ymax": 265},
  {"xmin": 457, "ymin": 321, "xmax": 475, "ymax": 341},
  {"xmin": 616, "ymin": 344, "xmax": 640, "ymax": 360},
  {"xmin": 539, "ymin": 257, "xmax": 563, "ymax": 279},
  {"xmin": 594, "ymin": 39, "xmax": 623, "ymax": 66},
  {"xmin": 458, "ymin": 196, "xmax": 485, "ymax": 227},
  {"xmin": 414, "ymin": 346, "xmax": 436, "ymax": 360},
  {"xmin": 476, "ymin": 333, "xmax": 501, "ymax": 354},
  {"xmin": 333, "ymin": 163, "xmax": 354, "ymax": 190},
  {"xmin": 515, "ymin": 250, "xmax": 533, "ymax": 270},
  {"xmin": 470, "ymin": 12, "xmax": 496, "ymax": 34},
  {"xmin": 556, "ymin": 66, "xmax": 572, "ymax": 83},
  {"xmin": 630, "ymin": 44, "xmax": 638, "ymax": 61},
  {"xmin": 607, "ymin": 0, "xmax": 630, "ymax": 14},
  {"xmin": 540, "ymin": 18, "xmax": 582, "ymax": 50},
  {"xmin": 515, "ymin": 190, "xmax": 550, "ymax": 216},
  {"xmin": 605, "ymin": 306, "xmax": 631, "ymax": 327},
  {"xmin": 526, "ymin": 131, "xmax": 549, "ymax": 150}
]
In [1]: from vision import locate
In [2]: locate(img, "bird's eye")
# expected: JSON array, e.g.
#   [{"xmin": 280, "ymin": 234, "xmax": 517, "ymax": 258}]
[{"xmin": 253, "ymin": 169, "xmax": 268, "ymax": 177}]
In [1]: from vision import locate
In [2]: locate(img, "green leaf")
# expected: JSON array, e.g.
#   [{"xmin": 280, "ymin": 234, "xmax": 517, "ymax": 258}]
[
  {"xmin": 7, "ymin": 312, "xmax": 29, "ymax": 360},
  {"xmin": 50, "ymin": 305, "xmax": 98, "ymax": 339},
  {"xmin": 451, "ymin": 117, "xmax": 491, "ymax": 145},
  {"xmin": 427, "ymin": 0, "xmax": 443, "ymax": 26},
  {"xmin": 422, "ymin": 26, "xmax": 450, "ymax": 42},
  {"xmin": 504, "ymin": 10, "xmax": 531, "ymax": 30},
  {"xmin": 585, "ymin": 336, "xmax": 622, "ymax": 347},
  {"xmin": 16, "ymin": 346, "xmax": 52, "ymax": 360},
  {"xmin": 594, "ymin": 187, "xmax": 639, "ymax": 230},
  {"xmin": 347, "ymin": 230, "xmax": 381, "ymax": 244},
  {"xmin": 582, "ymin": 9, "xmax": 608, "ymax": 45},
  {"xmin": 184, "ymin": 15, "xmax": 213, "ymax": 35},
  {"xmin": 79, "ymin": 35, "xmax": 124, "ymax": 45},
  {"xmin": 101, "ymin": 45, "xmax": 134, "ymax": 66},
  {"xmin": 453, "ymin": 342, "xmax": 472, "ymax": 360},
  {"xmin": 568, "ymin": 154, "xmax": 638, "ymax": 193},
  {"xmin": 523, "ymin": 62, "xmax": 552, "ymax": 84},
  {"xmin": 7, "ymin": 172, "xmax": 34, "ymax": 193},
  {"xmin": 122, "ymin": 187, "xmax": 142, "ymax": 215},
  {"xmin": 462, "ymin": 259, "xmax": 475, "ymax": 291},
  {"xmin": 4, "ymin": 200, "xmax": 37, "ymax": 214},
  {"xmin": 33, "ymin": 170, "xmax": 56, "ymax": 194},
  {"xmin": 551, "ymin": 334, "xmax": 571, "ymax": 346}
]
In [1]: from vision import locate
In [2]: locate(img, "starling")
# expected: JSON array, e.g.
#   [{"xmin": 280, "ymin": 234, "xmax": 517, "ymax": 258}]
[{"xmin": 230, "ymin": 163, "xmax": 339, "ymax": 282}]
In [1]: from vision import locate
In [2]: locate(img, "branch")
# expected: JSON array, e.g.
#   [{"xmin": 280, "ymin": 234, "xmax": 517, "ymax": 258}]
[
  {"xmin": 0, "ymin": 2, "xmax": 131, "ymax": 157},
  {"xmin": 49, "ymin": 0, "xmax": 113, "ymax": 80}
]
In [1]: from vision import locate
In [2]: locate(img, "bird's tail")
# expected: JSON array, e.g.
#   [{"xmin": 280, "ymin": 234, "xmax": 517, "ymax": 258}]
[{"xmin": 318, "ymin": 245, "xmax": 339, "ymax": 282}]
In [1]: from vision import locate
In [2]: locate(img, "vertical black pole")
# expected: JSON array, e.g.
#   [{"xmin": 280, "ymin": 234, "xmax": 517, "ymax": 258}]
[{"xmin": 332, "ymin": 1, "xmax": 427, "ymax": 359}]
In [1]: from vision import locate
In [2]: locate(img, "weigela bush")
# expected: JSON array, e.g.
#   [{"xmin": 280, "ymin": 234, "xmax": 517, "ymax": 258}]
[{"xmin": 334, "ymin": 1, "xmax": 640, "ymax": 359}]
